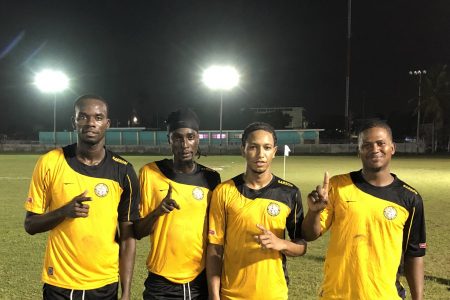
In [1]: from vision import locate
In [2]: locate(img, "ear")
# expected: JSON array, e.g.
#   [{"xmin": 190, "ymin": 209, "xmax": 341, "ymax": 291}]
[
  {"xmin": 106, "ymin": 118, "xmax": 111, "ymax": 129},
  {"xmin": 273, "ymin": 146, "xmax": 278, "ymax": 158},
  {"xmin": 71, "ymin": 116, "xmax": 76, "ymax": 129},
  {"xmin": 240, "ymin": 145, "xmax": 245, "ymax": 157},
  {"xmin": 391, "ymin": 142, "xmax": 396, "ymax": 155},
  {"xmin": 167, "ymin": 134, "xmax": 171, "ymax": 144}
]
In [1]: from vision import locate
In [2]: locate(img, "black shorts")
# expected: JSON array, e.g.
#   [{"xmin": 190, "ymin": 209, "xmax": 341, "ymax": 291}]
[
  {"xmin": 43, "ymin": 282, "xmax": 118, "ymax": 300},
  {"xmin": 143, "ymin": 271, "xmax": 208, "ymax": 300}
]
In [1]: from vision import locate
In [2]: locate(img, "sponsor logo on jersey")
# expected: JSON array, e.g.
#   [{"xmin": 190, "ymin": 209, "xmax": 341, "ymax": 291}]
[
  {"xmin": 112, "ymin": 156, "xmax": 128, "ymax": 165},
  {"xmin": 48, "ymin": 267, "xmax": 54, "ymax": 276},
  {"xmin": 278, "ymin": 179, "xmax": 293, "ymax": 187},
  {"xmin": 94, "ymin": 183, "xmax": 109, "ymax": 197},
  {"xmin": 267, "ymin": 202, "xmax": 281, "ymax": 216},
  {"xmin": 402, "ymin": 184, "xmax": 418, "ymax": 195},
  {"xmin": 192, "ymin": 187, "xmax": 204, "ymax": 200},
  {"xmin": 383, "ymin": 206, "xmax": 398, "ymax": 220}
]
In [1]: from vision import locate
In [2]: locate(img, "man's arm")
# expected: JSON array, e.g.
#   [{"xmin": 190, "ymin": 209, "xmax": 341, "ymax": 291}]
[
  {"xmin": 301, "ymin": 172, "xmax": 329, "ymax": 241},
  {"xmin": 118, "ymin": 221, "xmax": 136, "ymax": 300},
  {"xmin": 255, "ymin": 224, "xmax": 307, "ymax": 256},
  {"xmin": 133, "ymin": 184, "xmax": 179, "ymax": 239},
  {"xmin": 206, "ymin": 243, "xmax": 224, "ymax": 300},
  {"xmin": 24, "ymin": 191, "xmax": 91, "ymax": 235},
  {"xmin": 301, "ymin": 210, "xmax": 323, "ymax": 242},
  {"xmin": 404, "ymin": 256, "xmax": 424, "ymax": 300}
]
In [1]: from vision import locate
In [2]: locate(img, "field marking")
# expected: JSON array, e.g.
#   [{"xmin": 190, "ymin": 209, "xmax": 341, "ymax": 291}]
[
  {"xmin": 211, "ymin": 164, "xmax": 235, "ymax": 171},
  {"xmin": 0, "ymin": 176, "xmax": 30, "ymax": 180}
]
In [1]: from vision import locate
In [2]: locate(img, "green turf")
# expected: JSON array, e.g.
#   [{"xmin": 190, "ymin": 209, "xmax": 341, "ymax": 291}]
[{"xmin": 0, "ymin": 154, "xmax": 449, "ymax": 299}]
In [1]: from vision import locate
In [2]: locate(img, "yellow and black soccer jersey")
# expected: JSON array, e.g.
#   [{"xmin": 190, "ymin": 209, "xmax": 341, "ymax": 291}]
[
  {"xmin": 139, "ymin": 159, "xmax": 221, "ymax": 284},
  {"xmin": 24, "ymin": 143, "xmax": 140, "ymax": 290},
  {"xmin": 318, "ymin": 171, "xmax": 426, "ymax": 300},
  {"xmin": 208, "ymin": 174, "xmax": 304, "ymax": 300}
]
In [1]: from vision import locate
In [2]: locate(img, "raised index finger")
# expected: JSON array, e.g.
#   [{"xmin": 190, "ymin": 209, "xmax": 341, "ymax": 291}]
[
  {"xmin": 322, "ymin": 171, "xmax": 330, "ymax": 193},
  {"xmin": 166, "ymin": 183, "xmax": 172, "ymax": 198}
]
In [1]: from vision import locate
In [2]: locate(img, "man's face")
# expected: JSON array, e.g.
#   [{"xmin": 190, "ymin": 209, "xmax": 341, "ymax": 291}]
[
  {"xmin": 73, "ymin": 99, "xmax": 110, "ymax": 145},
  {"xmin": 241, "ymin": 129, "xmax": 277, "ymax": 174},
  {"xmin": 169, "ymin": 128, "xmax": 199, "ymax": 163},
  {"xmin": 358, "ymin": 126, "xmax": 395, "ymax": 172}
]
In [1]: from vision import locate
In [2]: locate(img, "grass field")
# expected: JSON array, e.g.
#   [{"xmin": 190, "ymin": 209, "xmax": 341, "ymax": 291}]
[{"xmin": 0, "ymin": 154, "xmax": 449, "ymax": 299}]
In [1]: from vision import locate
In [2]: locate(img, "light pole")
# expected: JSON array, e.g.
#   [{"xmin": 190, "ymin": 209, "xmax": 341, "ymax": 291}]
[
  {"xmin": 409, "ymin": 69, "xmax": 426, "ymax": 153},
  {"xmin": 202, "ymin": 65, "xmax": 240, "ymax": 151},
  {"xmin": 34, "ymin": 69, "xmax": 69, "ymax": 146}
]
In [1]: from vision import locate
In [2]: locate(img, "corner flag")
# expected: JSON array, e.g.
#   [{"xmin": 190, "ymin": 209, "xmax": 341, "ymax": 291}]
[
  {"xmin": 284, "ymin": 145, "xmax": 291, "ymax": 156},
  {"xmin": 283, "ymin": 145, "xmax": 291, "ymax": 179}
]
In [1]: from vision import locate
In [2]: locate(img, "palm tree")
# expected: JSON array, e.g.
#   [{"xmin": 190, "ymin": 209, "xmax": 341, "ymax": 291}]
[{"xmin": 421, "ymin": 64, "xmax": 450, "ymax": 152}]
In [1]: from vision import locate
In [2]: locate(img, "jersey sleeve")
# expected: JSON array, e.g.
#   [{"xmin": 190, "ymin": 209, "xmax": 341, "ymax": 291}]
[
  {"xmin": 286, "ymin": 188, "xmax": 304, "ymax": 240},
  {"xmin": 118, "ymin": 163, "xmax": 140, "ymax": 222},
  {"xmin": 139, "ymin": 165, "xmax": 157, "ymax": 218},
  {"xmin": 208, "ymin": 183, "xmax": 227, "ymax": 245},
  {"xmin": 25, "ymin": 154, "xmax": 52, "ymax": 214},
  {"xmin": 212, "ymin": 172, "xmax": 221, "ymax": 189},
  {"xmin": 403, "ymin": 193, "xmax": 426, "ymax": 257},
  {"xmin": 320, "ymin": 176, "xmax": 336, "ymax": 234}
]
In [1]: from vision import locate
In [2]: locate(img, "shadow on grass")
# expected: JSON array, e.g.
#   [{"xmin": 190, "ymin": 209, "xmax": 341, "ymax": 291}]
[
  {"xmin": 303, "ymin": 254, "xmax": 325, "ymax": 263},
  {"xmin": 425, "ymin": 275, "xmax": 450, "ymax": 290}
]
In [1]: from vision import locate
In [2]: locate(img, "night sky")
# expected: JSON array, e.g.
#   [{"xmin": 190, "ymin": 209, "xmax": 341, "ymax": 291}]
[{"xmin": 0, "ymin": 1, "xmax": 449, "ymax": 139}]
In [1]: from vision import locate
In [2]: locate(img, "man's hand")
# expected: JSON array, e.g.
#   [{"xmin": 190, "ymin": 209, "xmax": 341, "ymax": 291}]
[
  {"xmin": 24, "ymin": 190, "xmax": 92, "ymax": 235},
  {"xmin": 62, "ymin": 190, "xmax": 92, "ymax": 218},
  {"xmin": 133, "ymin": 184, "xmax": 180, "ymax": 240},
  {"xmin": 307, "ymin": 172, "xmax": 330, "ymax": 213},
  {"xmin": 254, "ymin": 224, "xmax": 284, "ymax": 251},
  {"xmin": 158, "ymin": 184, "xmax": 180, "ymax": 214}
]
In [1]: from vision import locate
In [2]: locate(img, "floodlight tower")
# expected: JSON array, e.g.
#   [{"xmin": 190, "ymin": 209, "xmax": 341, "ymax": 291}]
[
  {"xmin": 34, "ymin": 69, "xmax": 69, "ymax": 145},
  {"xmin": 202, "ymin": 65, "xmax": 240, "ymax": 151},
  {"xmin": 409, "ymin": 69, "xmax": 426, "ymax": 153}
]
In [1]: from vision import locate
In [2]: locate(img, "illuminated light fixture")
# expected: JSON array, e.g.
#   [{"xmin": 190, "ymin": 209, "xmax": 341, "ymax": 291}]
[
  {"xmin": 34, "ymin": 69, "xmax": 69, "ymax": 93},
  {"xmin": 34, "ymin": 69, "xmax": 69, "ymax": 146},
  {"xmin": 202, "ymin": 65, "xmax": 240, "ymax": 151},
  {"xmin": 202, "ymin": 65, "xmax": 240, "ymax": 91}
]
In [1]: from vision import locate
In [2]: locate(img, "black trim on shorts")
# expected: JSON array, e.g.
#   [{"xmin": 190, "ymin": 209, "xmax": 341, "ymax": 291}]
[
  {"xmin": 143, "ymin": 271, "xmax": 208, "ymax": 300},
  {"xmin": 43, "ymin": 282, "xmax": 118, "ymax": 300}
]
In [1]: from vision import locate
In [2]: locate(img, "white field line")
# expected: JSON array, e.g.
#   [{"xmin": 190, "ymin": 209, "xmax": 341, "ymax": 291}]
[
  {"xmin": 211, "ymin": 164, "xmax": 234, "ymax": 171},
  {"xmin": 0, "ymin": 176, "xmax": 30, "ymax": 180}
]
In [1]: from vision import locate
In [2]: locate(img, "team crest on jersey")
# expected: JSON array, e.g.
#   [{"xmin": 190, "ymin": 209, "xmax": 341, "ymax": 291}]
[
  {"xmin": 267, "ymin": 202, "xmax": 281, "ymax": 216},
  {"xmin": 47, "ymin": 267, "xmax": 54, "ymax": 276},
  {"xmin": 94, "ymin": 183, "xmax": 109, "ymax": 197},
  {"xmin": 192, "ymin": 187, "xmax": 204, "ymax": 200},
  {"xmin": 383, "ymin": 206, "xmax": 397, "ymax": 220}
]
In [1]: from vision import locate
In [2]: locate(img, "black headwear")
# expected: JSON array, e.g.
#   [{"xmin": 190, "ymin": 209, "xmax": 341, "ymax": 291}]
[{"xmin": 166, "ymin": 108, "xmax": 200, "ymax": 132}]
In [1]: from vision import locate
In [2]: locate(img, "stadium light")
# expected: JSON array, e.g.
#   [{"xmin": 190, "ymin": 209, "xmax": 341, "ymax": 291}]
[
  {"xmin": 202, "ymin": 65, "xmax": 240, "ymax": 151},
  {"xmin": 34, "ymin": 69, "xmax": 69, "ymax": 145}
]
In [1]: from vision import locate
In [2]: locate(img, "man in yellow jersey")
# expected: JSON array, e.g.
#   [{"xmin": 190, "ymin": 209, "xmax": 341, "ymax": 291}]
[
  {"xmin": 302, "ymin": 120, "xmax": 426, "ymax": 300},
  {"xmin": 134, "ymin": 108, "xmax": 221, "ymax": 300},
  {"xmin": 24, "ymin": 95, "xmax": 140, "ymax": 300},
  {"xmin": 207, "ymin": 122, "xmax": 307, "ymax": 300}
]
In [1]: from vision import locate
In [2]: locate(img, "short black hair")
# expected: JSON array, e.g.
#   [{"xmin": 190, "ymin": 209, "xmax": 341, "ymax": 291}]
[
  {"xmin": 73, "ymin": 94, "xmax": 109, "ymax": 116},
  {"xmin": 241, "ymin": 122, "xmax": 277, "ymax": 146},
  {"xmin": 357, "ymin": 119, "xmax": 393, "ymax": 147}
]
